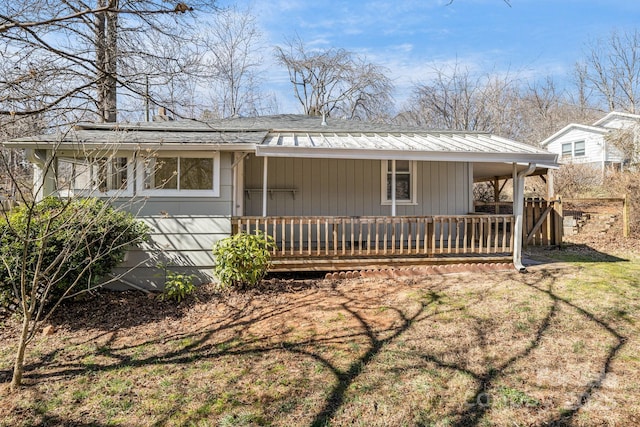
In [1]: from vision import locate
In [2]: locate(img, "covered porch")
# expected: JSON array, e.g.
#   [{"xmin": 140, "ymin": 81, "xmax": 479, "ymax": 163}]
[
  {"xmin": 229, "ymin": 124, "xmax": 558, "ymax": 272},
  {"xmin": 232, "ymin": 214, "xmax": 514, "ymax": 271}
]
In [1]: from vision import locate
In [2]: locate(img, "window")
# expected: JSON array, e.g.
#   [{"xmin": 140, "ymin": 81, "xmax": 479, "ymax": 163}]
[
  {"xmin": 381, "ymin": 160, "xmax": 417, "ymax": 205},
  {"xmin": 56, "ymin": 156, "xmax": 131, "ymax": 196},
  {"xmin": 561, "ymin": 141, "xmax": 585, "ymax": 158},
  {"xmin": 139, "ymin": 152, "xmax": 220, "ymax": 196}
]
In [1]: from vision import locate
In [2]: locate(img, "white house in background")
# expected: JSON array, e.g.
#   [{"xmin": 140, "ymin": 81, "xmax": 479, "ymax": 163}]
[{"xmin": 541, "ymin": 111, "xmax": 639, "ymax": 171}]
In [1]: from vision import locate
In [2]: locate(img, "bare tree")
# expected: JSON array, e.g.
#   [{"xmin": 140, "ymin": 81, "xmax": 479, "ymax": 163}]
[
  {"xmin": 0, "ymin": 0, "xmax": 218, "ymax": 124},
  {"xmin": 402, "ymin": 63, "xmax": 519, "ymax": 135},
  {"xmin": 517, "ymin": 76, "xmax": 599, "ymax": 145},
  {"xmin": 577, "ymin": 29, "xmax": 640, "ymax": 113},
  {"xmin": 605, "ymin": 125, "xmax": 640, "ymax": 168},
  {"xmin": 201, "ymin": 7, "xmax": 267, "ymax": 118},
  {"xmin": 0, "ymin": 138, "xmax": 150, "ymax": 391},
  {"xmin": 274, "ymin": 37, "xmax": 394, "ymax": 120},
  {"xmin": 401, "ymin": 64, "xmax": 600, "ymax": 145}
]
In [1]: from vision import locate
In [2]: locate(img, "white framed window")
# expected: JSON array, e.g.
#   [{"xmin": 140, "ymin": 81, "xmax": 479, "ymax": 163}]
[
  {"xmin": 381, "ymin": 160, "xmax": 417, "ymax": 205},
  {"xmin": 561, "ymin": 141, "xmax": 585, "ymax": 158},
  {"xmin": 55, "ymin": 155, "xmax": 133, "ymax": 197},
  {"xmin": 137, "ymin": 152, "xmax": 220, "ymax": 197}
]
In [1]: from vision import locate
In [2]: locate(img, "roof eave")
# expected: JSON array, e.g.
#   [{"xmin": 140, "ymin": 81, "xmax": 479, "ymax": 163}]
[
  {"xmin": 2, "ymin": 141, "xmax": 258, "ymax": 151},
  {"xmin": 540, "ymin": 124, "xmax": 609, "ymax": 147},
  {"xmin": 255, "ymin": 145, "xmax": 558, "ymax": 166}
]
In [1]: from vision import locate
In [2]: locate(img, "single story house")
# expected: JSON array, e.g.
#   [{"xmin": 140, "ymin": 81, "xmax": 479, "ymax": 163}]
[
  {"xmin": 541, "ymin": 111, "xmax": 638, "ymax": 171},
  {"xmin": 5, "ymin": 114, "xmax": 558, "ymax": 289}
]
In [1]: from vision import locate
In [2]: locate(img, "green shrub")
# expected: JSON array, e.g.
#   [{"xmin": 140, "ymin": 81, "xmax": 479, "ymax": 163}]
[
  {"xmin": 212, "ymin": 231, "xmax": 275, "ymax": 290},
  {"xmin": 0, "ymin": 197, "xmax": 149, "ymax": 312},
  {"xmin": 160, "ymin": 270, "xmax": 196, "ymax": 302}
]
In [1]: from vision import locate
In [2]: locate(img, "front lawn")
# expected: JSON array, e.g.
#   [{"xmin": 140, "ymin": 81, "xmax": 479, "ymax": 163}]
[{"xmin": 1, "ymin": 247, "xmax": 639, "ymax": 426}]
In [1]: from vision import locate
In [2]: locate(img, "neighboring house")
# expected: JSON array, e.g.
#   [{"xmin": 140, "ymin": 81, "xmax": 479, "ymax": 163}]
[
  {"xmin": 540, "ymin": 111, "xmax": 639, "ymax": 171},
  {"xmin": 5, "ymin": 114, "xmax": 558, "ymax": 289}
]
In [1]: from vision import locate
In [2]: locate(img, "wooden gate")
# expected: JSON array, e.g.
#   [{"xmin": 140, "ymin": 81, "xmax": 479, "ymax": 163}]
[
  {"xmin": 523, "ymin": 198, "xmax": 563, "ymax": 247},
  {"xmin": 476, "ymin": 198, "xmax": 563, "ymax": 247}
]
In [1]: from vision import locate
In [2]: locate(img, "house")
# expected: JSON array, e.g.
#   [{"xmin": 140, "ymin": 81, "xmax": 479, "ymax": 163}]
[
  {"xmin": 4, "ymin": 114, "xmax": 558, "ymax": 289},
  {"xmin": 540, "ymin": 111, "xmax": 639, "ymax": 171}
]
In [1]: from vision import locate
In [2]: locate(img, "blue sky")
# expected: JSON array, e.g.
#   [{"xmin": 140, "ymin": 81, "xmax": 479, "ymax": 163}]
[{"xmin": 218, "ymin": 0, "xmax": 640, "ymax": 113}]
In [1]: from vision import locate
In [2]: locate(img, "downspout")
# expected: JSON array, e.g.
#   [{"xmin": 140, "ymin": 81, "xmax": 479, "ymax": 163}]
[
  {"xmin": 26, "ymin": 148, "xmax": 46, "ymax": 167},
  {"xmin": 513, "ymin": 162, "xmax": 536, "ymax": 272}
]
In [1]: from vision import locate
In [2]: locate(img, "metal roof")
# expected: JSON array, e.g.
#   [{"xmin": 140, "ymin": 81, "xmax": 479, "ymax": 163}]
[
  {"xmin": 261, "ymin": 130, "xmax": 547, "ymax": 154},
  {"xmin": 4, "ymin": 114, "xmax": 557, "ymax": 167}
]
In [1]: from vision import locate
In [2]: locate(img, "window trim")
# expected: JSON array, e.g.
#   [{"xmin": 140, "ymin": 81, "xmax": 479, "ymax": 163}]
[
  {"xmin": 136, "ymin": 151, "xmax": 221, "ymax": 197},
  {"xmin": 561, "ymin": 140, "xmax": 586, "ymax": 158},
  {"xmin": 380, "ymin": 160, "xmax": 418, "ymax": 206},
  {"xmin": 55, "ymin": 154, "xmax": 134, "ymax": 198}
]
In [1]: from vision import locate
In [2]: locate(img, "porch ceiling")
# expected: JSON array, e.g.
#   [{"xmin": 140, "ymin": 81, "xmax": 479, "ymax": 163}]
[{"xmin": 473, "ymin": 162, "xmax": 549, "ymax": 181}]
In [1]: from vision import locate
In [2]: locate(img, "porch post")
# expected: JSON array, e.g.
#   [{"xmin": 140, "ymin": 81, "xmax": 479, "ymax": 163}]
[
  {"xmin": 262, "ymin": 156, "xmax": 268, "ymax": 217},
  {"xmin": 26, "ymin": 149, "xmax": 54, "ymax": 201},
  {"xmin": 391, "ymin": 159, "xmax": 396, "ymax": 216},
  {"xmin": 513, "ymin": 162, "xmax": 536, "ymax": 272},
  {"xmin": 232, "ymin": 152, "xmax": 245, "ymax": 217}
]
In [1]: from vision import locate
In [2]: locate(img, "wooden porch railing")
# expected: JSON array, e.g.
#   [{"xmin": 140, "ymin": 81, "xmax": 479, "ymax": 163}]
[{"xmin": 232, "ymin": 215, "xmax": 514, "ymax": 258}]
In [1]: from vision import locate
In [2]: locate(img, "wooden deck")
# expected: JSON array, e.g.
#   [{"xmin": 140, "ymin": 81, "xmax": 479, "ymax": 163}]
[{"xmin": 232, "ymin": 215, "xmax": 515, "ymax": 271}]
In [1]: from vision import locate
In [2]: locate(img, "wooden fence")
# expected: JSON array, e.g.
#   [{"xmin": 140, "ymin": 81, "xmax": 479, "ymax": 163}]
[{"xmin": 476, "ymin": 198, "xmax": 563, "ymax": 247}]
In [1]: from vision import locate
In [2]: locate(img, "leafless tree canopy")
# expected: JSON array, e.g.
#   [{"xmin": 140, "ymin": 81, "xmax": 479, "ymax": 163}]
[
  {"xmin": 606, "ymin": 125, "xmax": 640, "ymax": 167},
  {"xmin": 577, "ymin": 29, "xmax": 640, "ymax": 114},
  {"xmin": 399, "ymin": 63, "xmax": 597, "ymax": 145},
  {"xmin": 274, "ymin": 37, "xmax": 394, "ymax": 120},
  {"xmin": 0, "ymin": 0, "xmax": 218, "ymax": 124},
  {"xmin": 201, "ymin": 7, "xmax": 271, "ymax": 118}
]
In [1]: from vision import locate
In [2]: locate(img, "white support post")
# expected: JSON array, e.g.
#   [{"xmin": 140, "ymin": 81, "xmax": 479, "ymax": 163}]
[
  {"xmin": 232, "ymin": 152, "xmax": 245, "ymax": 217},
  {"xmin": 262, "ymin": 156, "xmax": 268, "ymax": 217},
  {"xmin": 391, "ymin": 159, "xmax": 396, "ymax": 217},
  {"xmin": 27, "ymin": 149, "xmax": 54, "ymax": 201}
]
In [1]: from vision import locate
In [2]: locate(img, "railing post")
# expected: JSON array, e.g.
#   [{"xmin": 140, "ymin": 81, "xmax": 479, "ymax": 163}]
[{"xmin": 623, "ymin": 194, "xmax": 630, "ymax": 238}]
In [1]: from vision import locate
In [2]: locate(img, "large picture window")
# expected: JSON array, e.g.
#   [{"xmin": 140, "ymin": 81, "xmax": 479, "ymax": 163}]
[
  {"xmin": 56, "ymin": 156, "xmax": 131, "ymax": 196},
  {"xmin": 381, "ymin": 160, "xmax": 417, "ymax": 205},
  {"xmin": 139, "ymin": 152, "xmax": 220, "ymax": 196}
]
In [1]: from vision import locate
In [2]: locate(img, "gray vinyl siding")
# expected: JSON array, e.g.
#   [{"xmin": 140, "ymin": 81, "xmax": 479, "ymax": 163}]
[
  {"xmin": 243, "ymin": 155, "xmax": 471, "ymax": 217},
  {"xmin": 109, "ymin": 152, "xmax": 234, "ymax": 289}
]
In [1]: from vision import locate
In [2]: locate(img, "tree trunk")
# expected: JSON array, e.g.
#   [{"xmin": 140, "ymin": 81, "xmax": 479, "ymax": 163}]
[
  {"xmin": 96, "ymin": 0, "xmax": 118, "ymax": 123},
  {"xmin": 105, "ymin": 4, "xmax": 118, "ymax": 123},
  {"xmin": 10, "ymin": 313, "xmax": 31, "ymax": 390}
]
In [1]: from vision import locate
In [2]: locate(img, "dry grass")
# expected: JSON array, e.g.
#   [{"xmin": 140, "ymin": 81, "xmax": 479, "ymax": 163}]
[{"xmin": 1, "ymin": 247, "xmax": 639, "ymax": 426}]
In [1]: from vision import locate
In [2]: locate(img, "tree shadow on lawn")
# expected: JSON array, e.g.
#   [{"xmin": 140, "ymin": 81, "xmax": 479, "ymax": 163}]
[
  {"xmin": 438, "ymin": 270, "xmax": 627, "ymax": 426},
  {"xmin": 527, "ymin": 243, "xmax": 630, "ymax": 264},
  {"xmin": 0, "ymin": 270, "xmax": 628, "ymax": 426}
]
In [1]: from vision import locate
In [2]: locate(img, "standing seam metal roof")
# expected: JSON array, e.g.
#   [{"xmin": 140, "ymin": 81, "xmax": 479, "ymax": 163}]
[{"xmin": 5, "ymin": 114, "xmax": 554, "ymax": 160}]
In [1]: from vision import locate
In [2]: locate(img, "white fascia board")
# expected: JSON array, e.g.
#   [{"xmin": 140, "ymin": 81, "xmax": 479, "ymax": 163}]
[
  {"xmin": 255, "ymin": 145, "xmax": 558, "ymax": 165},
  {"xmin": 3, "ymin": 141, "xmax": 258, "ymax": 152},
  {"xmin": 592, "ymin": 111, "xmax": 640, "ymax": 127},
  {"xmin": 540, "ymin": 124, "xmax": 608, "ymax": 147}
]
